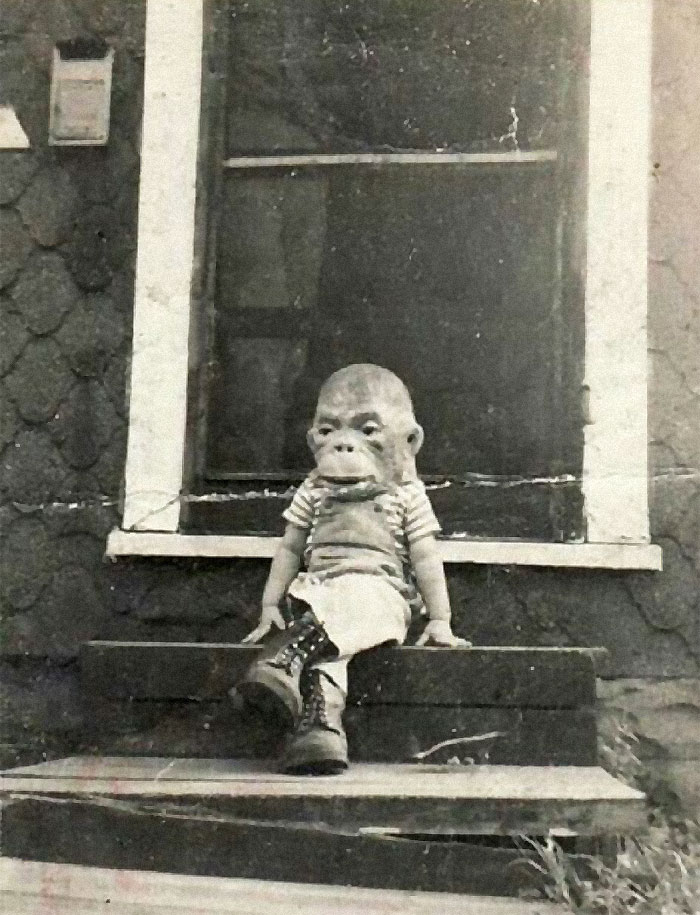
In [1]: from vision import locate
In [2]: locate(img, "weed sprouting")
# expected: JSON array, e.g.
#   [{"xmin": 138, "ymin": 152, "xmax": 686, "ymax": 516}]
[{"xmin": 516, "ymin": 719, "xmax": 700, "ymax": 914}]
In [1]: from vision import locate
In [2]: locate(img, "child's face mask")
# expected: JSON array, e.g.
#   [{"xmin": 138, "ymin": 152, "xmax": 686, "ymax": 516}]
[{"xmin": 307, "ymin": 364, "xmax": 424, "ymax": 485}]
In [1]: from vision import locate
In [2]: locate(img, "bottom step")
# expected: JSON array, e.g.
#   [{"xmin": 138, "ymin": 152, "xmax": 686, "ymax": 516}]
[
  {"xmin": 1, "ymin": 794, "xmax": 590, "ymax": 896},
  {"xmin": 0, "ymin": 757, "xmax": 645, "ymax": 897},
  {"xmin": 0, "ymin": 859, "xmax": 565, "ymax": 914}
]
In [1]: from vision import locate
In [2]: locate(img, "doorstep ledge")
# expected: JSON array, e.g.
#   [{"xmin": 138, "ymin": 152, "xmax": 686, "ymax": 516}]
[{"xmin": 106, "ymin": 530, "xmax": 663, "ymax": 570}]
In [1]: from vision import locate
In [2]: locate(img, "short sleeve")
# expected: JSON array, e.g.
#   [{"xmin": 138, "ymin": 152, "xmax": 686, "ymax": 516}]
[
  {"xmin": 404, "ymin": 482, "xmax": 441, "ymax": 543},
  {"xmin": 282, "ymin": 478, "xmax": 317, "ymax": 531}
]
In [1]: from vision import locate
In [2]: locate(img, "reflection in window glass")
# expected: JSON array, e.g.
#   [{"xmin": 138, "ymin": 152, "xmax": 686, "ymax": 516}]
[
  {"xmin": 208, "ymin": 167, "xmax": 566, "ymax": 477},
  {"xmin": 227, "ymin": 0, "xmax": 566, "ymax": 153}
]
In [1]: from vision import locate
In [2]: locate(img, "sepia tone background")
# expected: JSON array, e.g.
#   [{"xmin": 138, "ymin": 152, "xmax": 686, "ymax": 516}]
[{"xmin": 0, "ymin": 0, "xmax": 698, "ymax": 808}]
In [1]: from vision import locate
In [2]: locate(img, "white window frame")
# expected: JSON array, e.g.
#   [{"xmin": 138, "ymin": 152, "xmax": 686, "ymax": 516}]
[{"xmin": 108, "ymin": 0, "xmax": 662, "ymax": 571}]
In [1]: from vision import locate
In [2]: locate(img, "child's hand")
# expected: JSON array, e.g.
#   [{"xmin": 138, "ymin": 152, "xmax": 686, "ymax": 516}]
[
  {"xmin": 416, "ymin": 619, "xmax": 471, "ymax": 648},
  {"xmin": 241, "ymin": 604, "xmax": 288, "ymax": 644}
]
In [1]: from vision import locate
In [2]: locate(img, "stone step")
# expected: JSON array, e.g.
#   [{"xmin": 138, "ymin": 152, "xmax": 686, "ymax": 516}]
[
  {"xmin": 0, "ymin": 858, "xmax": 566, "ymax": 914},
  {"xmin": 82, "ymin": 642, "xmax": 602, "ymax": 707}
]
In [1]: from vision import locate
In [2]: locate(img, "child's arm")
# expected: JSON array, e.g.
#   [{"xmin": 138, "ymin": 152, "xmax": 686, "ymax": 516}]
[
  {"xmin": 241, "ymin": 522, "xmax": 307, "ymax": 644},
  {"xmin": 409, "ymin": 534, "xmax": 471, "ymax": 648}
]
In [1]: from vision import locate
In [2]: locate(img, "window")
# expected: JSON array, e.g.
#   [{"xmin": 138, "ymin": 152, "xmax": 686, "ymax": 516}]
[{"xmin": 111, "ymin": 0, "xmax": 661, "ymax": 570}]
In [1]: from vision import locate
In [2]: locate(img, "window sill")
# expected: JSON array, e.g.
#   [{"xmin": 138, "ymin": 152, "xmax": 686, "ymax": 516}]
[{"xmin": 106, "ymin": 531, "xmax": 663, "ymax": 571}]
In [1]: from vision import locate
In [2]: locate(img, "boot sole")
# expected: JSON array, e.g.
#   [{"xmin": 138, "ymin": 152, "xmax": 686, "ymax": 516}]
[
  {"xmin": 284, "ymin": 758, "xmax": 348, "ymax": 776},
  {"xmin": 236, "ymin": 670, "xmax": 300, "ymax": 730},
  {"xmin": 283, "ymin": 731, "xmax": 349, "ymax": 776}
]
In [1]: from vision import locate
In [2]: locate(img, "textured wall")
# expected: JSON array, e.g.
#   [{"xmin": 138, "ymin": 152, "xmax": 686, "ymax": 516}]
[
  {"xmin": 0, "ymin": 0, "xmax": 698, "ymax": 802},
  {"xmin": 0, "ymin": 0, "xmax": 145, "ymax": 763}
]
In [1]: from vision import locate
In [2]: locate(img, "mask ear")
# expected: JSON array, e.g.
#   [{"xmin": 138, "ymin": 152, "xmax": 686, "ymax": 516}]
[
  {"xmin": 407, "ymin": 424, "xmax": 424, "ymax": 455},
  {"xmin": 306, "ymin": 428, "xmax": 317, "ymax": 453}
]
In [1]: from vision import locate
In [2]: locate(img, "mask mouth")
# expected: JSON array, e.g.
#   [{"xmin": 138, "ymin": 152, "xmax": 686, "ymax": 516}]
[{"xmin": 318, "ymin": 473, "xmax": 375, "ymax": 484}]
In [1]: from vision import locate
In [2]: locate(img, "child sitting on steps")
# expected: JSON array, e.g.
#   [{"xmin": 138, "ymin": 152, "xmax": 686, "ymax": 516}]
[{"xmin": 233, "ymin": 364, "xmax": 469, "ymax": 775}]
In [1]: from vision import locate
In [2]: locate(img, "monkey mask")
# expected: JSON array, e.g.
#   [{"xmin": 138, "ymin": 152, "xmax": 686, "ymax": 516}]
[{"xmin": 307, "ymin": 364, "xmax": 424, "ymax": 486}]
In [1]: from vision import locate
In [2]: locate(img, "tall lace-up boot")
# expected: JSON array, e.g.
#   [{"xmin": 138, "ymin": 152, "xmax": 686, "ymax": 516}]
[
  {"xmin": 234, "ymin": 612, "xmax": 337, "ymax": 730},
  {"xmin": 283, "ymin": 667, "xmax": 349, "ymax": 775}
]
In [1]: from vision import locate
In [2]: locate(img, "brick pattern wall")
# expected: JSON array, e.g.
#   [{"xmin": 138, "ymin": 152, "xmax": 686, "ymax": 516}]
[{"xmin": 0, "ymin": 0, "xmax": 698, "ymax": 802}]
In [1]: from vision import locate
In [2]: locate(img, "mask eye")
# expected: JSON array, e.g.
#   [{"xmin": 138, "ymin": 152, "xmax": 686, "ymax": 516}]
[
  {"xmin": 362, "ymin": 423, "xmax": 379, "ymax": 437},
  {"xmin": 317, "ymin": 426, "xmax": 332, "ymax": 437}
]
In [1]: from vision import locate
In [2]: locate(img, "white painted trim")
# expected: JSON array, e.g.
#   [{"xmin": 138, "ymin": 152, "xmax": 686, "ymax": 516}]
[
  {"xmin": 121, "ymin": 0, "xmax": 204, "ymax": 531},
  {"xmin": 0, "ymin": 105, "xmax": 30, "ymax": 148},
  {"xmin": 106, "ymin": 531, "xmax": 663, "ymax": 570},
  {"xmin": 118, "ymin": 1, "xmax": 658, "ymax": 565},
  {"xmin": 223, "ymin": 151, "xmax": 557, "ymax": 168},
  {"xmin": 582, "ymin": 0, "xmax": 652, "ymax": 543}
]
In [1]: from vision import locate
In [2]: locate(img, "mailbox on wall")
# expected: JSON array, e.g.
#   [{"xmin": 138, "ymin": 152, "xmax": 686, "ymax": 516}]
[{"xmin": 49, "ymin": 38, "xmax": 114, "ymax": 146}]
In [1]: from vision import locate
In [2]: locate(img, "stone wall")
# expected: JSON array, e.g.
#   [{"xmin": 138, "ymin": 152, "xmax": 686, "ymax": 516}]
[{"xmin": 1, "ymin": 0, "xmax": 698, "ymax": 805}]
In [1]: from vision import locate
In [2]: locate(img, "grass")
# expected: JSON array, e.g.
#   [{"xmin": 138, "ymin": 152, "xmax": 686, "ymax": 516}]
[{"xmin": 519, "ymin": 719, "xmax": 700, "ymax": 914}]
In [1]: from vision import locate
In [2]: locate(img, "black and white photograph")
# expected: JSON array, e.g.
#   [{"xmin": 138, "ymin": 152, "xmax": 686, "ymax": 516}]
[{"xmin": 0, "ymin": 1, "xmax": 698, "ymax": 912}]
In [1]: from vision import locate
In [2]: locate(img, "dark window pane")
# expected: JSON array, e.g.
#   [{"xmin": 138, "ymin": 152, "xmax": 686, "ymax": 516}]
[
  {"xmin": 227, "ymin": 0, "xmax": 567, "ymax": 154},
  {"xmin": 207, "ymin": 165, "xmax": 571, "ymax": 480},
  {"xmin": 190, "ymin": 0, "xmax": 588, "ymax": 541}
]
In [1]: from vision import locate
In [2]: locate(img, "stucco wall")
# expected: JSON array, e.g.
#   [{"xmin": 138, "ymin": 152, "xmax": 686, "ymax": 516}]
[{"xmin": 0, "ymin": 0, "xmax": 698, "ymax": 804}]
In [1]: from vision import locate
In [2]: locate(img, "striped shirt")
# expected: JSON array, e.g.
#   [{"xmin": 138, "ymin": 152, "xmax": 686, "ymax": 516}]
[{"xmin": 283, "ymin": 476, "xmax": 441, "ymax": 568}]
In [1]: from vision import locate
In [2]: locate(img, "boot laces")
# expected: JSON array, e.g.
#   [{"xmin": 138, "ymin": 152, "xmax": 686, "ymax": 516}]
[
  {"xmin": 298, "ymin": 670, "xmax": 335, "ymax": 734},
  {"xmin": 270, "ymin": 625, "xmax": 328, "ymax": 677},
  {"xmin": 273, "ymin": 642, "xmax": 305, "ymax": 677}
]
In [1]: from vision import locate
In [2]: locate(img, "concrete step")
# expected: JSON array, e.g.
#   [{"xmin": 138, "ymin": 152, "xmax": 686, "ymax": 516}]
[
  {"xmin": 0, "ymin": 757, "xmax": 643, "ymax": 896},
  {"xmin": 81, "ymin": 642, "xmax": 602, "ymax": 766},
  {"xmin": 0, "ymin": 858, "xmax": 566, "ymax": 914}
]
